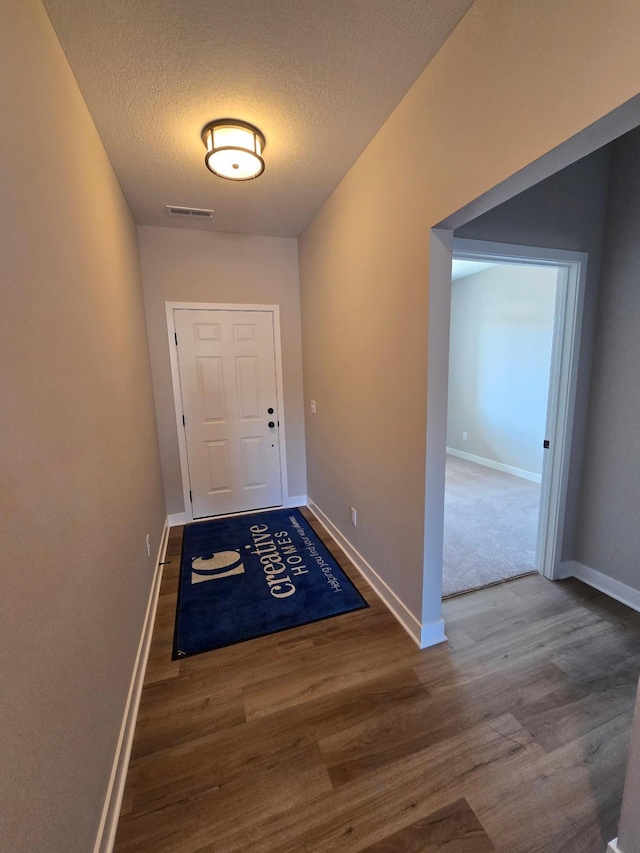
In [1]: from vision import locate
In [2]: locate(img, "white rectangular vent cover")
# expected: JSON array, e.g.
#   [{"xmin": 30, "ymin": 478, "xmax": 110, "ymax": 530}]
[{"xmin": 166, "ymin": 205, "xmax": 214, "ymax": 218}]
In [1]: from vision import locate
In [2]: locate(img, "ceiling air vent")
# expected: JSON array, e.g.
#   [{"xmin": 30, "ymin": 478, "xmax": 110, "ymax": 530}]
[{"xmin": 166, "ymin": 205, "xmax": 214, "ymax": 218}]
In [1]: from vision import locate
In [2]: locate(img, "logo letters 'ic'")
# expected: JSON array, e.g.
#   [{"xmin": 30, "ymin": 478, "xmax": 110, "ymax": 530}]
[{"xmin": 191, "ymin": 551, "xmax": 245, "ymax": 584}]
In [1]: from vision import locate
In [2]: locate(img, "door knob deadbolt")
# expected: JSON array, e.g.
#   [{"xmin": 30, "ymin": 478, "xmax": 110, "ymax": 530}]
[{"xmin": 267, "ymin": 407, "xmax": 274, "ymax": 414}]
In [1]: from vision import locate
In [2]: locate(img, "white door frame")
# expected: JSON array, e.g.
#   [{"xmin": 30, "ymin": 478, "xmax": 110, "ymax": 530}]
[
  {"xmin": 166, "ymin": 301, "xmax": 289, "ymax": 523},
  {"xmin": 427, "ymin": 238, "xmax": 587, "ymax": 584}
]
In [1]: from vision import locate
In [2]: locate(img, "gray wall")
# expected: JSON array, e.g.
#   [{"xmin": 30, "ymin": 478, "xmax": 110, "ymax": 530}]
[
  {"xmin": 0, "ymin": 2, "xmax": 165, "ymax": 850},
  {"xmin": 297, "ymin": 0, "xmax": 640, "ymax": 633},
  {"xmin": 575, "ymin": 127, "xmax": 640, "ymax": 585},
  {"xmin": 456, "ymin": 146, "xmax": 612, "ymax": 559},
  {"xmin": 138, "ymin": 225, "xmax": 307, "ymax": 515},
  {"xmin": 447, "ymin": 264, "xmax": 557, "ymax": 477}
]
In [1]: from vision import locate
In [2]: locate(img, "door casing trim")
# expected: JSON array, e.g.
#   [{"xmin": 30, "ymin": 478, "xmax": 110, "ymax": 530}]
[
  {"xmin": 166, "ymin": 301, "xmax": 289, "ymax": 522},
  {"xmin": 423, "ymin": 235, "xmax": 588, "ymax": 625}
]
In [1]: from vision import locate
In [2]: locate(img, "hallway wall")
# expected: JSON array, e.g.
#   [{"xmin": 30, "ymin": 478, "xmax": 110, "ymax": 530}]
[
  {"xmin": 138, "ymin": 225, "xmax": 307, "ymax": 515},
  {"xmin": 298, "ymin": 0, "xmax": 640, "ymax": 634},
  {"xmin": 0, "ymin": 1, "xmax": 166, "ymax": 850},
  {"xmin": 575, "ymin": 127, "xmax": 640, "ymax": 588}
]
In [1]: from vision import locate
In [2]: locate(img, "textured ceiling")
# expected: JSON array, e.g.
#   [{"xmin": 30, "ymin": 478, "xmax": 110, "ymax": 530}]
[{"xmin": 43, "ymin": 0, "xmax": 474, "ymax": 237}]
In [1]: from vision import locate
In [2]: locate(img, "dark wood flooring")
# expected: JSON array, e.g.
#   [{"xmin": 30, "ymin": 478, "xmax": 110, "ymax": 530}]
[{"xmin": 114, "ymin": 508, "xmax": 640, "ymax": 852}]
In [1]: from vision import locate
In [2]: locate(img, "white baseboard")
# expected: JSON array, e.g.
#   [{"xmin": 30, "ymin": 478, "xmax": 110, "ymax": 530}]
[
  {"xmin": 556, "ymin": 560, "xmax": 575, "ymax": 580},
  {"xmin": 168, "ymin": 511, "xmax": 187, "ymax": 527},
  {"xmin": 93, "ymin": 517, "xmax": 170, "ymax": 853},
  {"xmin": 560, "ymin": 560, "xmax": 640, "ymax": 613},
  {"xmin": 307, "ymin": 497, "xmax": 446, "ymax": 650},
  {"xmin": 446, "ymin": 447, "xmax": 542, "ymax": 484},
  {"xmin": 283, "ymin": 494, "xmax": 307, "ymax": 508},
  {"xmin": 607, "ymin": 839, "xmax": 621, "ymax": 853},
  {"xmin": 419, "ymin": 619, "xmax": 448, "ymax": 648}
]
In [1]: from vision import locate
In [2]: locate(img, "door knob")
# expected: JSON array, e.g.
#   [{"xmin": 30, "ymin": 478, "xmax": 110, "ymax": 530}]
[{"xmin": 268, "ymin": 421, "xmax": 275, "ymax": 428}]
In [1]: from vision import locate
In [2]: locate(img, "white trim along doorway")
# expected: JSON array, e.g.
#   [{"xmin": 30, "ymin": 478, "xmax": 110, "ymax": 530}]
[
  {"xmin": 425, "ymin": 237, "xmax": 588, "ymax": 603},
  {"xmin": 166, "ymin": 302, "xmax": 290, "ymax": 523}
]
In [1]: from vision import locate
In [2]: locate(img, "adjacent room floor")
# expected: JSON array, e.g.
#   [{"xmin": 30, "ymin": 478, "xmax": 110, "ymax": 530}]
[
  {"xmin": 443, "ymin": 454, "xmax": 541, "ymax": 597},
  {"xmin": 115, "ymin": 508, "xmax": 640, "ymax": 852}
]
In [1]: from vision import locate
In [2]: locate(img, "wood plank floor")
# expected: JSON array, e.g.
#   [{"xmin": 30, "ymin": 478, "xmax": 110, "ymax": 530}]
[{"xmin": 114, "ymin": 508, "xmax": 640, "ymax": 852}]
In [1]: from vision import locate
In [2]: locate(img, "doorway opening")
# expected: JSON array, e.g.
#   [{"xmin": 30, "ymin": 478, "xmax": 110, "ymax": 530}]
[{"xmin": 436, "ymin": 239, "xmax": 587, "ymax": 598}]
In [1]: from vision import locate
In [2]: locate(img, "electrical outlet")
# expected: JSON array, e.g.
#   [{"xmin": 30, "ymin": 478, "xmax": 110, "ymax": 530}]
[
  {"xmin": 310, "ymin": 400, "xmax": 317, "ymax": 414},
  {"xmin": 146, "ymin": 534, "xmax": 151, "ymax": 557},
  {"xmin": 463, "ymin": 431, "xmax": 468, "ymax": 441},
  {"xmin": 350, "ymin": 507, "xmax": 357, "ymax": 526}
]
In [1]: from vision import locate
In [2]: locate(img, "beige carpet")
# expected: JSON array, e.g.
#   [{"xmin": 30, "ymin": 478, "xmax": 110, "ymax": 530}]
[{"xmin": 442, "ymin": 454, "xmax": 540, "ymax": 597}]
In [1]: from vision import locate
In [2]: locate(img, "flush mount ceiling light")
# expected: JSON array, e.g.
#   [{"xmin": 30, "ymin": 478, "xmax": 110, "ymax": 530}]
[{"xmin": 201, "ymin": 119, "xmax": 266, "ymax": 181}]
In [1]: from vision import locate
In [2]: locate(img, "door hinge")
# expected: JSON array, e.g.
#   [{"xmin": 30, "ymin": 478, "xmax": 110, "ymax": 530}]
[
  {"xmin": 182, "ymin": 414, "xmax": 185, "ymax": 427},
  {"xmin": 189, "ymin": 490, "xmax": 192, "ymax": 502},
  {"xmin": 174, "ymin": 332, "xmax": 178, "ymax": 345},
  {"xmin": 543, "ymin": 440, "xmax": 550, "ymax": 449}
]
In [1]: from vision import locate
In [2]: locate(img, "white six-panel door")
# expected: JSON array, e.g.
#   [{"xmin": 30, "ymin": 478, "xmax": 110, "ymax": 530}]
[{"xmin": 174, "ymin": 309, "xmax": 283, "ymax": 518}]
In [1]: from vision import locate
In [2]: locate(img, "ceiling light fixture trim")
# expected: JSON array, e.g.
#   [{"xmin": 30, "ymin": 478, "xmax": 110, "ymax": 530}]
[{"xmin": 201, "ymin": 119, "xmax": 266, "ymax": 181}]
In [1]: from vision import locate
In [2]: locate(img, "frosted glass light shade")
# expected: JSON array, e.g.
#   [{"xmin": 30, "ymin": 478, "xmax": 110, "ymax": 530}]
[{"xmin": 201, "ymin": 120, "xmax": 266, "ymax": 180}]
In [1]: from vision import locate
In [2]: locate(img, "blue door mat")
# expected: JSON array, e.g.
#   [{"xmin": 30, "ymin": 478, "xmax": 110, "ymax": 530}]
[{"xmin": 173, "ymin": 507, "xmax": 368, "ymax": 659}]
